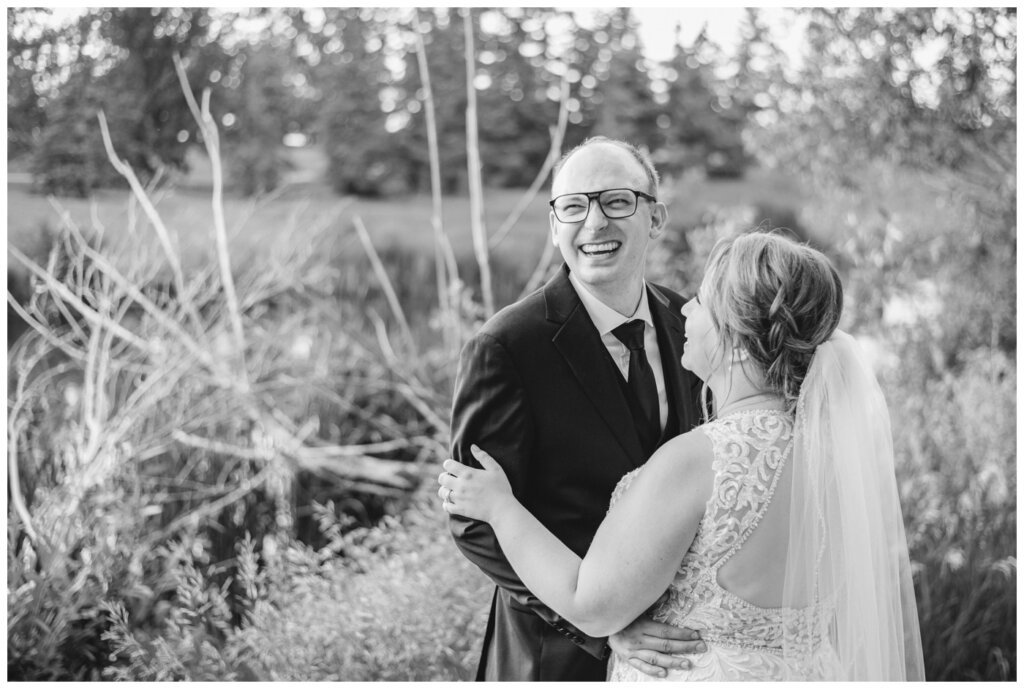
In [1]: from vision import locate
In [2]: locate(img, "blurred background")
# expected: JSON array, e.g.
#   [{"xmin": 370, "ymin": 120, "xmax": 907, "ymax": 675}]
[{"xmin": 6, "ymin": 6, "xmax": 1016, "ymax": 681}]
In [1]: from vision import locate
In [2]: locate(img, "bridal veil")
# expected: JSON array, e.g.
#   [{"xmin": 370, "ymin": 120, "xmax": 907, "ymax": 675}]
[{"xmin": 781, "ymin": 330, "xmax": 926, "ymax": 680}]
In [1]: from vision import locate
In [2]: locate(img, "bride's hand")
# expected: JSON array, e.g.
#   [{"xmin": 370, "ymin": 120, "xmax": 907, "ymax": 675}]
[{"xmin": 438, "ymin": 445, "xmax": 514, "ymax": 523}]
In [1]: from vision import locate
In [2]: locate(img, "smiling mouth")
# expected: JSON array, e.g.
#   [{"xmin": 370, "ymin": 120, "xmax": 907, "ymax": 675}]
[{"xmin": 579, "ymin": 241, "xmax": 621, "ymax": 256}]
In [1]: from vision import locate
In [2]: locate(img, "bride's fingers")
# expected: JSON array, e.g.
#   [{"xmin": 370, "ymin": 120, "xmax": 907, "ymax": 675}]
[
  {"xmin": 626, "ymin": 654, "xmax": 669, "ymax": 679},
  {"xmin": 470, "ymin": 444, "xmax": 501, "ymax": 471},
  {"xmin": 437, "ymin": 471, "xmax": 455, "ymax": 490},
  {"xmin": 441, "ymin": 459, "xmax": 463, "ymax": 476}
]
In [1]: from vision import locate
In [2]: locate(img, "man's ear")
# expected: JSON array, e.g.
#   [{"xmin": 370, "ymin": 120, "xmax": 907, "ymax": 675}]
[
  {"xmin": 549, "ymin": 210, "xmax": 559, "ymax": 247},
  {"xmin": 649, "ymin": 202, "xmax": 668, "ymax": 239}
]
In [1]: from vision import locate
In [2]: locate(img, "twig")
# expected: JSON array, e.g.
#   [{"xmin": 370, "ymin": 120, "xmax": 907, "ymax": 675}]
[
  {"xmin": 143, "ymin": 462, "xmax": 276, "ymax": 549},
  {"xmin": 9, "ymin": 245, "xmax": 154, "ymax": 354},
  {"xmin": 172, "ymin": 430, "xmax": 273, "ymax": 462},
  {"xmin": 7, "ymin": 423, "xmax": 40, "ymax": 547},
  {"xmin": 26, "ymin": 233, "xmax": 231, "ymax": 384},
  {"xmin": 6, "ymin": 295, "xmax": 91, "ymax": 364},
  {"xmin": 413, "ymin": 18, "xmax": 461, "ymax": 353},
  {"xmin": 462, "ymin": 9, "xmax": 495, "ymax": 317},
  {"xmin": 489, "ymin": 77, "xmax": 571, "ymax": 249},
  {"xmin": 96, "ymin": 111, "xmax": 204, "ymax": 337},
  {"xmin": 172, "ymin": 52, "xmax": 249, "ymax": 383},
  {"xmin": 300, "ymin": 439, "xmax": 412, "ymax": 457},
  {"xmin": 354, "ymin": 216, "xmax": 418, "ymax": 359}
]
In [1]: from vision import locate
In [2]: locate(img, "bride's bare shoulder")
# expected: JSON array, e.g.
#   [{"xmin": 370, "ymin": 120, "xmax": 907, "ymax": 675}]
[{"xmin": 644, "ymin": 428, "xmax": 715, "ymax": 482}]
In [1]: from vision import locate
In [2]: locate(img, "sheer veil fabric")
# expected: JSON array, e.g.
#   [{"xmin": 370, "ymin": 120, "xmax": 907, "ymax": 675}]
[{"xmin": 782, "ymin": 330, "xmax": 925, "ymax": 680}]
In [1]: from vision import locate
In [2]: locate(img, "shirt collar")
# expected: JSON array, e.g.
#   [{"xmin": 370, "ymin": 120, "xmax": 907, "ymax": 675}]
[{"xmin": 569, "ymin": 271, "xmax": 653, "ymax": 337}]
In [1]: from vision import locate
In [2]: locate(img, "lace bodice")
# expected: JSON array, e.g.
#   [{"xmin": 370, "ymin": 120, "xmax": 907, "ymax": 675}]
[{"xmin": 607, "ymin": 409, "xmax": 840, "ymax": 681}]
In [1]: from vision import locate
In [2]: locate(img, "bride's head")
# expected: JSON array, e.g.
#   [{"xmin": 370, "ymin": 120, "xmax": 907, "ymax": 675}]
[{"xmin": 682, "ymin": 232, "xmax": 843, "ymax": 412}]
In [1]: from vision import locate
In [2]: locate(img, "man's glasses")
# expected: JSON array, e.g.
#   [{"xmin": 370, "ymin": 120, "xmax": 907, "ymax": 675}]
[{"xmin": 549, "ymin": 188, "xmax": 657, "ymax": 223}]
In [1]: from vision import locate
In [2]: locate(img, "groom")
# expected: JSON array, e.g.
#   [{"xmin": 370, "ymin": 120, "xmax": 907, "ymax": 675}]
[{"xmin": 449, "ymin": 137, "xmax": 705, "ymax": 680}]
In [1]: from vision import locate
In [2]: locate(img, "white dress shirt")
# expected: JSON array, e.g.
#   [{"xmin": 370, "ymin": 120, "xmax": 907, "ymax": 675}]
[{"xmin": 569, "ymin": 272, "xmax": 669, "ymax": 431}]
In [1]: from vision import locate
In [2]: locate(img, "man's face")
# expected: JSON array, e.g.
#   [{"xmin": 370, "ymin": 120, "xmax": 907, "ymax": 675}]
[{"xmin": 549, "ymin": 143, "xmax": 667, "ymax": 301}]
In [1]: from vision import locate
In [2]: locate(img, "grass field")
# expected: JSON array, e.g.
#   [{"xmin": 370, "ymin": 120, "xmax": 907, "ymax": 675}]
[{"xmin": 7, "ymin": 164, "xmax": 811, "ymax": 298}]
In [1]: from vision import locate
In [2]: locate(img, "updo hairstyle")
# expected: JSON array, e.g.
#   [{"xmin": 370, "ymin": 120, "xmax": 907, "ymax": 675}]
[{"xmin": 702, "ymin": 232, "xmax": 844, "ymax": 411}]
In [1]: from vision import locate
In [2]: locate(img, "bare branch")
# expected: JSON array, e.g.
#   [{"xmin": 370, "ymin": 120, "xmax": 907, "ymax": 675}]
[
  {"xmin": 462, "ymin": 9, "xmax": 495, "ymax": 317},
  {"xmin": 354, "ymin": 216, "xmax": 418, "ymax": 360},
  {"xmin": 172, "ymin": 52, "xmax": 249, "ymax": 384},
  {"xmin": 413, "ymin": 18, "xmax": 461, "ymax": 353},
  {"xmin": 7, "ymin": 425, "xmax": 40, "ymax": 547},
  {"xmin": 96, "ymin": 111, "xmax": 204, "ymax": 337},
  {"xmin": 9, "ymin": 245, "xmax": 154, "ymax": 354},
  {"xmin": 6, "ymin": 295, "xmax": 91, "ymax": 364},
  {"xmin": 489, "ymin": 77, "xmax": 571, "ymax": 249}
]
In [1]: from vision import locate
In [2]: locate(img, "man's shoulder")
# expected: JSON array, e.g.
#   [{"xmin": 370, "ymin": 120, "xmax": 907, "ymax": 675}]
[{"xmin": 476, "ymin": 287, "xmax": 550, "ymax": 342}]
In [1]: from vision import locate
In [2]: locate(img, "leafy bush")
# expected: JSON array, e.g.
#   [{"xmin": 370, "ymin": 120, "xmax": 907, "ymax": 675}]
[
  {"xmin": 800, "ymin": 160, "xmax": 1016, "ymax": 680},
  {"xmin": 97, "ymin": 496, "xmax": 490, "ymax": 681},
  {"xmin": 232, "ymin": 497, "xmax": 490, "ymax": 680},
  {"xmin": 887, "ymin": 349, "xmax": 1015, "ymax": 680},
  {"xmin": 228, "ymin": 140, "xmax": 292, "ymax": 197}
]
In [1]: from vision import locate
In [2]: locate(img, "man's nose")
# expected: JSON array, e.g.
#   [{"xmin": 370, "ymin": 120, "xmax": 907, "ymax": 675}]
[{"xmin": 583, "ymin": 197, "xmax": 607, "ymax": 231}]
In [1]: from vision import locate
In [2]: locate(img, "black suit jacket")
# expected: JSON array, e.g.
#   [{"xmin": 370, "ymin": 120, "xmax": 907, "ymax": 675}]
[{"xmin": 449, "ymin": 265, "xmax": 703, "ymax": 681}]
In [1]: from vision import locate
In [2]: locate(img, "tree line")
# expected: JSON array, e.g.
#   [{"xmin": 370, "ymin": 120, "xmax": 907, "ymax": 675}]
[
  {"xmin": 8, "ymin": 7, "xmax": 1014, "ymax": 199},
  {"xmin": 8, "ymin": 7, "xmax": 754, "ymax": 196}
]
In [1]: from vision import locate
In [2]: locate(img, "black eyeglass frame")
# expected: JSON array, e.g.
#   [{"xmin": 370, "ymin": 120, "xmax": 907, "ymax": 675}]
[{"xmin": 548, "ymin": 188, "xmax": 658, "ymax": 223}]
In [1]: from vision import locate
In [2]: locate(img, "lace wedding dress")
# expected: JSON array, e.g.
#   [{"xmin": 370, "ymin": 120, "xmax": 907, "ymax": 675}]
[{"xmin": 607, "ymin": 409, "xmax": 842, "ymax": 681}]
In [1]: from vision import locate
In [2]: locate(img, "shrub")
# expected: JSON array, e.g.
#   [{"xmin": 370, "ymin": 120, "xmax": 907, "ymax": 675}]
[
  {"xmin": 886, "ymin": 348, "xmax": 1016, "ymax": 681},
  {"xmin": 98, "ymin": 496, "xmax": 491, "ymax": 681}
]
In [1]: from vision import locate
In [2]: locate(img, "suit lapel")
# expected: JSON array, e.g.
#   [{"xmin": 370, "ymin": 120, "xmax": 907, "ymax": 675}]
[
  {"xmin": 648, "ymin": 283, "xmax": 702, "ymax": 434},
  {"xmin": 545, "ymin": 267, "xmax": 646, "ymax": 467}
]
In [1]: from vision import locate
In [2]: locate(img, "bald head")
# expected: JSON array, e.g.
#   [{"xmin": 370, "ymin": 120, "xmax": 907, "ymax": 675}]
[{"xmin": 552, "ymin": 137, "xmax": 660, "ymax": 197}]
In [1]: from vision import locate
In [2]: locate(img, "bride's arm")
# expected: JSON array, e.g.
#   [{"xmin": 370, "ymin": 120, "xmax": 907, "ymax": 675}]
[{"xmin": 441, "ymin": 431, "xmax": 714, "ymax": 637}]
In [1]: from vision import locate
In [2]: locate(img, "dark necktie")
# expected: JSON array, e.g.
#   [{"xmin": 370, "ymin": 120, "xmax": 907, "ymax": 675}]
[{"xmin": 611, "ymin": 320, "xmax": 661, "ymax": 454}]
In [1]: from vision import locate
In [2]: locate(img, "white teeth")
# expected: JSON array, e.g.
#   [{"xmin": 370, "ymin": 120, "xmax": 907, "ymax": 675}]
[{"xmin": 580, "ymin": 241, "xmax": 620, "ymax": 255}]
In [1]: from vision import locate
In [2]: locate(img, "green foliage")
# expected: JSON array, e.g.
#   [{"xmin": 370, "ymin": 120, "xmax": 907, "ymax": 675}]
[
  {"xmin": 7, "ymin": 8, "xmax": 55, "ymax": 159},
  {"xmin": 6, "ymin": 489, "xmax": 140, "ymax": 680},
  {"xmin": 647, "ymin": 149, "xmax": 1015, "ymax": 680},
  {"xmin": 795, "ymin": 156, "xmax": 1015, "ymax": 679},
  {"xmin": 475, "ymin": 9, "xmax": 568, "ymax": 187},
  {"xmin": 588, "ymin": 9, "xmax": 659, "ymax": 149},
  {"xmin": 738, "ymin": 16, "xmax": 1017, "ymax": 676},
  {"xmin": 232, "ymin": 498, "xmax": 490, "ymax": 680},
  {"xmin": 742, "ymin": 7, "xmax": 1016, "ymax": 179},
  {"xmin": 888, "ymin": 350, "xmax": 1015, "ymax": 681},
  {"xmin": 28, "ymin": 74, "xmax": 132, "ymax": 195},
  {"xmin": 227, "ymin": 139, "xmax": 291, "ymax": 197},
  {"xmin": 316, "ymin": 10, "xmax": 405, "ymax": 196},
  {"xmin": 95, "ymin": 499, "xmax": 490, "ymax": 681},
  {"xmin": 6, "ymin": 191, "xmax": 464, "ymax": 679}
]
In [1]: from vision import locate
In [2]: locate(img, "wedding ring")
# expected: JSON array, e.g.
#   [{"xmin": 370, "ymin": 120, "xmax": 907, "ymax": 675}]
[{"xmin": 446, "ymin": 488, "xmax": 455, "ymax": 504}]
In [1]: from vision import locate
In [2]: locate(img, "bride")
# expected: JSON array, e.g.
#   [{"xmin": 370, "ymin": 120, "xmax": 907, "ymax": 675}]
[{"xmin": 439, "ymin": 232, "xmax": 925, "ymax": 680}]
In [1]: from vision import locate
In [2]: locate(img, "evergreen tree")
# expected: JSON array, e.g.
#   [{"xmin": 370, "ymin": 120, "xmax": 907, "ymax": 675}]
[
  {"xmin": 25, "ymin": 8, "xmax": 232, "ymax": 195},
  {"xmin": 475, "ymin": 8, "xmax": 565, "ymax": 187},
  {"xmin": 584, "ymin": 9, "xmax": 660, "ymax": 151},
  {"xmin": 392, "ymin": 8, "xmax": 469, "ymax": 194}
]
